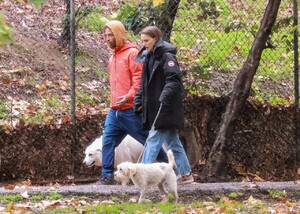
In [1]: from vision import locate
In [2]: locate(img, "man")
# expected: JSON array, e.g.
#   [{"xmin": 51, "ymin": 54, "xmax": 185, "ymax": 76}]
[{"xmin": 99, "ymin": 20, "xmax": 167, "ymax": 185}]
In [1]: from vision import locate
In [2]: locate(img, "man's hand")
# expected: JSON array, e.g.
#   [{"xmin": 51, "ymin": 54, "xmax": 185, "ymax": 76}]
[{"xmin": 116, "ymin": 95, "xmax": 128, "ymax": 107}]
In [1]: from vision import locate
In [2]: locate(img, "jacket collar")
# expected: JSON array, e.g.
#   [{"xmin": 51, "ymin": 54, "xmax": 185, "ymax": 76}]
[{"xmin": 134, "ymin": 38, "xmax": 177, "ymax": 63}]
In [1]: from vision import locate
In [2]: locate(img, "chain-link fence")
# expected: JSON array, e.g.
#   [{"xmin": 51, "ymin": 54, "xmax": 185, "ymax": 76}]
[{"xmin": 0, "ymin": 0, "xmax": 296, "ymax": 127}]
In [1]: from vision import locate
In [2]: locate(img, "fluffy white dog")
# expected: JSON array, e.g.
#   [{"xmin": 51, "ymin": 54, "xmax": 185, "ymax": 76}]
[
  {"xmin": 83, "ymin": 135, "xmax": 144, "ymax": 168},
  {"xmin": 114, "ymin": 150, "xmax": 178, "ymax": 204}
]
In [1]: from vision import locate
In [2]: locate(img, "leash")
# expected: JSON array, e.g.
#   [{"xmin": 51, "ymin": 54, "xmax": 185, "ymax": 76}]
[{"xmin": 137, "ymin": 103, "xmax": 162, "ymax": 163}]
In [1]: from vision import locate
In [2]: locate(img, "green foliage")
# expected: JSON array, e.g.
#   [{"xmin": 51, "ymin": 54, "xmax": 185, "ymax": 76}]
[
  {"xmin": 45, "ymin": 93, "xmax": 65, "ymax": 108},
  {"xmin": 116, "ymin": 1, "xmax": 137, "ymax": 28},
  {"xmin": 0, "ymin": 193, "xmax": 63, "ymax": 205},
  {"xmin": 0, "ymin": 100, "xmax": 9, "ymax": 119},
  {"xmin": 229, "ymin": 192, "xmax": 244, "ymax": 199},
  {"xmin": 53, "ymin": 201, "xmax": 178, "ymax": 214},
  {"xmin": 75, "ymin": 51, "xmax": 98, "ymax": 70},
  {"xmin": 252, "ymin": 81, "xmax": 291, "ymax": 105},
  {"xmin": 45, "ymin": 192, "xmax": 64, "ymax": 200},
  {"xmin": 267, "ymin": 189, "xmax": 287, "ymax": 199},
  {"xmin": 0, "ymin": 194, "xmax": 23, "ymax": 204},
  {"xmin": 96, "ymin": 68, "xmax": 108, "ymax": 80},
  {"xmin": 27, "ymin": 76, "xmax": 39, "ymax": 87},
  {"xmin": 76, "ymin": 90, "xmax": 98, "ymax": 106},
  {"xmin": 117, "ymin": 0, "xmax": 167, "ymax": 36},
  {"xmin": 29, "ymin": 0, "xmax": 47, "ymax": 10},
  {"xmin": 24, "ymin": 111, "xmax": 44, "ymax": 124},
  {"xmin": 0, "ymin": 12, "xmax": 13, "ymax": 46},
  {"xmin": 31, "ymin": 194, "xmax": 43, "ymax": 201},
  {"xmin": 77, "ymin": 6, "xmax": 107, "ymax": 32}
]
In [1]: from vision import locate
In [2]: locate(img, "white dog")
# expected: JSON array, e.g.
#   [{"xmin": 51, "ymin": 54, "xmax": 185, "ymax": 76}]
[
  {"xmin": 83, "ymin": 135, "xmax": 144, "ymax": 168},
  {"xmin": 114, "ymin": 150, "xmax": 178, "ymax": 204}
]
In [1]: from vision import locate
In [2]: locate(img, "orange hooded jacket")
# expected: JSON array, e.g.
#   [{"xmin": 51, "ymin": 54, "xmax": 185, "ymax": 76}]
[{"xmin": 105, "ymin": 20, "xmax": 142, "ymax": 110}]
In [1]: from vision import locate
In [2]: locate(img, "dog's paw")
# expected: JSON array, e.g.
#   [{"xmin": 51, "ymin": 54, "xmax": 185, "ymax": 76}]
[
  {"xmin": 121, "ymin": 181, "xmax": 129, "ymax": 186},
  {"xmin": 139, "ymin": 198, "xmax": 152, "ymax": 203},
  {"xmin": 161, "ymin": 195, "xmax": 169, "ymax": 203}
]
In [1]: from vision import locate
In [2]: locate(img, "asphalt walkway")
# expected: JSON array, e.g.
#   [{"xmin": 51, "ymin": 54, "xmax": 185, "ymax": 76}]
[{"xmin": 1, "ymin": 181, "xmax": 299, "ymax": 198}]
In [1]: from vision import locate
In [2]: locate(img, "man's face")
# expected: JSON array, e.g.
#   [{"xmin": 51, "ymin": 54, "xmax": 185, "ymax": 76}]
[{"xmin": 104, "ymin": 27, "xmax": 116, "ymax": 49}]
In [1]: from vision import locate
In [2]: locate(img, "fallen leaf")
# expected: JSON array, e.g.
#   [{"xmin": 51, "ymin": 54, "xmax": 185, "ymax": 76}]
[
  {"xmin": 4, "ymin": 184, "xmax": 16, "ymax": 190},
  {"xmin": 61, "ymin": 116, "xmax": 70, "ymax": 123},
  {"xmin": 36, "ymin": 83, "xmax": 47, "ymax": 94},
  {"xmin": 42, "ymin": 200, "xmax": 63, "ymax": 209}
]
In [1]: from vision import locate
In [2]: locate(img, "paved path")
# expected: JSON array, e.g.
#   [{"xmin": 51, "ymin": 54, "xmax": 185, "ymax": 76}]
[{"xmin": 1, "ymin": 181, "xmax": 299, "ymax": 197}]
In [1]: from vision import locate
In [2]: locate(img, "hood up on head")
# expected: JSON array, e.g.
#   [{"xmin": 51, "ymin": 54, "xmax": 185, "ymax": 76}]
[{"xmin": 105, "ymin": 20, "xmax": 126, "ymax": 48}]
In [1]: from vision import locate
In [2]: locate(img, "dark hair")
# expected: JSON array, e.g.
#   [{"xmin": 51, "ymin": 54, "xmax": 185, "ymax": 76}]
[{"xmin": 140, "ymin": 26, "xmax": 162, "ymax": 40}]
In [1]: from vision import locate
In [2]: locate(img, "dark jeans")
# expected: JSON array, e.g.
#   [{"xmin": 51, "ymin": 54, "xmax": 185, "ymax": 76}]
[{"xmin": 101, "ymin": 108, "xmax": 168, "ymax": 177}]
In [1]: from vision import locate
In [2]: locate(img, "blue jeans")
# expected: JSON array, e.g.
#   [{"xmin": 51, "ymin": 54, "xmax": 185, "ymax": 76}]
[
  {"xmin": 141, "ymin": 129, "xmax": 191, "ymax": 176},
  {"xmin": 101, "ymin": 108, "xmax": 168, "ymax": 177}
]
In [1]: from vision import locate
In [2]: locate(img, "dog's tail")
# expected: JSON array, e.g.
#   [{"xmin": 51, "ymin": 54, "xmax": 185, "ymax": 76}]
[{"xmin": 167, "ymin": 150, "xmax": 175, "ymax": 168}]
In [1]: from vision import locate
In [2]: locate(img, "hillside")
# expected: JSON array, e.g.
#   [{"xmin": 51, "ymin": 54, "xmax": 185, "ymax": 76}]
[
  {"xmin": 0, "ymin": 0, "xmax": 112, "ymax": 128},
  {"xmin": 1, "ymin": 0, "xmax": 295, "ymax": 128}
]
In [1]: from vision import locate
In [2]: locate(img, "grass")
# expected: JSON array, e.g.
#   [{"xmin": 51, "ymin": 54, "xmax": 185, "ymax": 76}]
[
  {"xmin": 0, "ymin": 193, "xmax": 64, "ymax": 204},
  {"xmin": 0, "ymin": 12, "xmax": 13, "ymax": 46},
  {"xmin": 1, "ymin": 193, "xmax": 296, "ymax": 214},
  {"xmin": 0, "ymin": 100, "xmax": 9, "ymax": 119},
  {"xmin": 77, "ymin": 6, "xmax": 107, "ymax": 32},
  {"xmin": 229, "ymin": 192, "xmax": 244, "ymax": 199},
  {"xmin": 0, "ymin": 194, "xmax": 24, "ymax": 204},
  {"xmin": 76, "ymin": 90, "xmax": 98, "ymax": 106},
  {"xmin": 267, "ymin": 189, "xmax": 287, "ymax": 199}
]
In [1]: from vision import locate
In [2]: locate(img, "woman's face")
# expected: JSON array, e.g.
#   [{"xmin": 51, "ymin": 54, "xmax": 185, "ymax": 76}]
[{"xmin": 140, "ymin": 34, "xmax": 157, "ymax": 52}]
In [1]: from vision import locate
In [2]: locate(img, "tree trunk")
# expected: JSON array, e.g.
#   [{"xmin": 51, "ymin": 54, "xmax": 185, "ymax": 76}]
[
  {"xmin": 205, "ymin": 0, "xmax": 282, "ymax": 181},
  {"xmin": 158, "ymin": 0, "xmax": 180, "ymax": 42},
  {"xmin": 57, "ymin": 0, "xmax": 71, "ymax": 48}
]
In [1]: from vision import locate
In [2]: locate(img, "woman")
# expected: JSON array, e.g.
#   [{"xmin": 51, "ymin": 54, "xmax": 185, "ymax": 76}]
[{"xmin": 134, "ymin": 26, "xmax": 194, "ymax": 185}]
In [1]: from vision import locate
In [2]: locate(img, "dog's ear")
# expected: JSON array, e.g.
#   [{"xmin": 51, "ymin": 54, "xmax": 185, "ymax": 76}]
[{"xmin": 128, "ymin": 164, "xmax": 137, "ymax": 176}]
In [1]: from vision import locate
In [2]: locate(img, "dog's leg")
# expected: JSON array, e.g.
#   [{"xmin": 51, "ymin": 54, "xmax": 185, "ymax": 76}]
[
  {"xmin": 171, "ymin": 189, "xmax": 178, "ymax": 204},
  {"xmin": 169, "ymin": 184, "xmax": 178, "ymax": 204},
  {"xmin": 158, "ymin": 182, "xmax": 169, "ymax": 203},
  {"xmin": 138, "ymin": 189, "xmax": 147, "ymax": 203}
]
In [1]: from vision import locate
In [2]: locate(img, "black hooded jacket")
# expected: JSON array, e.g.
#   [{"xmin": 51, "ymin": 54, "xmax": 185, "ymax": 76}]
[{"xmin": 134, "ymin": 38, "xmax": 184, "ymax": 130}]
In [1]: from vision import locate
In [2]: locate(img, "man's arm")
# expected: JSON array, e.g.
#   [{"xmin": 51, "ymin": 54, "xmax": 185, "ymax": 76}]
[{"xmin": 126, "ymin": 50, "xmax": 143, "ymax": 103}]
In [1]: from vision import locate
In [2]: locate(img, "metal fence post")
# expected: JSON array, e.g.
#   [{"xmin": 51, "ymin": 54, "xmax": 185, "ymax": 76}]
[
  {"xmin": 70, "ymin": 0, "xmax": 76, "ymax": 123},
  {"xmin": 293, "ymin": 0, "xmax": 300, "ymax": 166},
  {"xmin": 70, "ymin": 0, "xmax": 76, "ymax": 178}
]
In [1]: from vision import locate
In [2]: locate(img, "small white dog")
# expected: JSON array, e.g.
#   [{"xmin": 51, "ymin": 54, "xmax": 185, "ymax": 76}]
[
  {"xmin": 83, "ymin": 135, "xmax": 144, "ymax": 168},
  {"xmin": 114, "ymin": 150, "xmax": 178, "ymax": 204}
]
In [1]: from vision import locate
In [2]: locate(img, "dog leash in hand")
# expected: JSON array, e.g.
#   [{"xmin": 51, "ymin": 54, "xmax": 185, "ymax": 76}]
[{"xmin": 137, "ymin": 103, "xmax": 162, "ymax": 163}]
